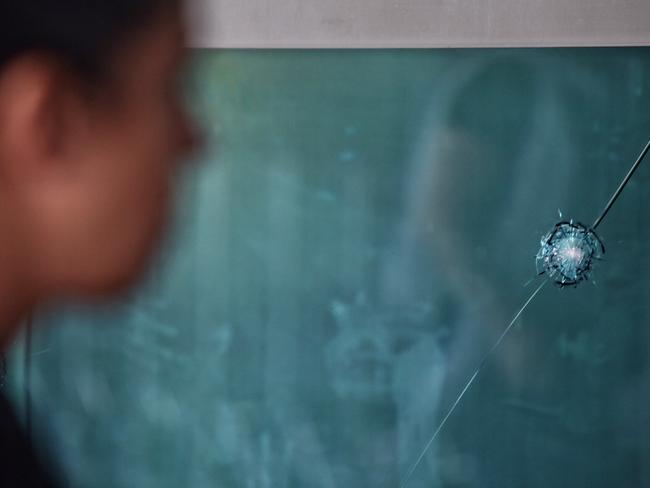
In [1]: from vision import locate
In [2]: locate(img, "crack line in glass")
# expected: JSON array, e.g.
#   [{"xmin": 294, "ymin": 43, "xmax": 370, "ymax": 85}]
[{"xmin": 400, "ymin": 137, "xmax": 650, "ymax": 487}]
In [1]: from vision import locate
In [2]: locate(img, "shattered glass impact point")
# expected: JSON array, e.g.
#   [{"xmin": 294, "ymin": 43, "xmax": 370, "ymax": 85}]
[{"xmin": 536, "ymin": 221, "xmax": 605, "ymax": 287}]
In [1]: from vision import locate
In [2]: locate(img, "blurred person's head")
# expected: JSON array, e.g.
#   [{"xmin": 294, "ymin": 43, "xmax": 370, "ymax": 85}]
[
  {"xmin": 0, "ymin": 0, "xmax": 197, "ymax": 323},
  {"xmin": 385, "ymin": 53, "xmax": 607, "ymax": 306}
]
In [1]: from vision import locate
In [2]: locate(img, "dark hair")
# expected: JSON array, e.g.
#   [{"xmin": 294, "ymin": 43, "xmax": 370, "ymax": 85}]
[{"xmin": 0, "ymin": 0, "xmax": 177, "ymax": 79}]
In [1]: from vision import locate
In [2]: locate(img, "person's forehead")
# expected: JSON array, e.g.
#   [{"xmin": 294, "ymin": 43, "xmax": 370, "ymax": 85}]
[{"xmin": 112, "ymin": 6, "xmax": 186, "ymax": 77}]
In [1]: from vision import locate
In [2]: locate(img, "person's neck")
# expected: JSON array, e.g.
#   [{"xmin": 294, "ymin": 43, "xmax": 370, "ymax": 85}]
[{"xmin": 0, "ymin": 216, "xmax": 36, "ymax": 350}]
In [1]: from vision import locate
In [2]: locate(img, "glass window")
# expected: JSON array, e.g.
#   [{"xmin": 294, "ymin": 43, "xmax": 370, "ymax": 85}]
[{"xmin": 8, "ymin": 48, "xmax": 650, "ymax": 488}]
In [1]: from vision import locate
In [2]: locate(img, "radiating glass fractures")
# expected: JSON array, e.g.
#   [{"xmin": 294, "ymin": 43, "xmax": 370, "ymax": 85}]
[{"xmin": 536, "ymin": 221, "xmax": 604, "ymax": 287}]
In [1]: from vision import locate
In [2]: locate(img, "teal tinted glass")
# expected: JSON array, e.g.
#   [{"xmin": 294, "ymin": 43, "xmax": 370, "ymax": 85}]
[{"xmin": 7, "ymin": 48, "xmax": 650, "ymax": 487}]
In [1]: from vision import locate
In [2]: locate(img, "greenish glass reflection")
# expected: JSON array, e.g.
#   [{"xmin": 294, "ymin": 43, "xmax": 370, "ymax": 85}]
[{"xmin": 7, "ymin": 48, "xmax": 650, "ymax": 488}]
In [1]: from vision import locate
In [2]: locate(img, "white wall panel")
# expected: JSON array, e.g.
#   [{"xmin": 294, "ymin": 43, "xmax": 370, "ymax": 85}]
[{"xmin": 188, "ymin": 0, "xmax": 650, "ymax": 48}]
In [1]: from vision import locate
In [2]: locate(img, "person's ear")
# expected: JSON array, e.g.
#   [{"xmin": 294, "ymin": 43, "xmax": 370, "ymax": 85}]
[{"xmin": 0, "ymin": 55, "xmax": 81, "ymax": 187}]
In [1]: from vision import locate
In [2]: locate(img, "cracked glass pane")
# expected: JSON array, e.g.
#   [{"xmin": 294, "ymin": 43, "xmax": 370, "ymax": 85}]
[{"xmin": 6, "ymin": 48, "xmax": 650, "ymax": 488}]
